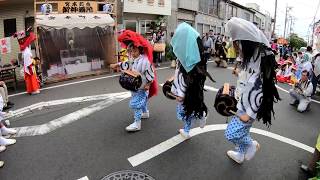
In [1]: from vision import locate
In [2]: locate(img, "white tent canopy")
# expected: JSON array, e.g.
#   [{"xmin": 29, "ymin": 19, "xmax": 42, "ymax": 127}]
[{"xmin": 36, "ymin": 14, "xmax": 115, "ymax": 29}]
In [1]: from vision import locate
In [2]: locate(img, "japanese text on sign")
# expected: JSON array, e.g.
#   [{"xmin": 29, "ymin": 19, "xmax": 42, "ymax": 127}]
[{"xmin": 59, "ymin": 1, "xmax": 97, "ymax": 13}]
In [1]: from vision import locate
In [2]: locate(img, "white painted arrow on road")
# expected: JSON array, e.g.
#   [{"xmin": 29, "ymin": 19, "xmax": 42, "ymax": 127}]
[{"xmin": 12, "ymin": 92, "xmax": 131, "ymax": 137}]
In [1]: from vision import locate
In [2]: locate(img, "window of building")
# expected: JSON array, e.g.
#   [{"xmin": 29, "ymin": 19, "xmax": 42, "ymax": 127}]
[
  {"xmin": 158, "ymin": 0, "xmax": 165, "ymax": 6},
  {"xmin": 139, "ymin": 20, "xmax": 152, "ymax": 35},
  {"xmin": 199, "ymin": 0, "xmax": 209, "ymax": 14},
  {"xmin": 209, "ymin": 0, "xmax": 214, "ymax": 15},
  {"xmin": 214, "ymin": 0, "xmax": 219, "ymax": 16},
  {"xmin": 3, "ymin": 19, "xmax": 16, "ymax": 37},
  {"xmin": 210, "ymin": 25, "xmax": 216, "ymax": 33},
  {"xmin": 228, "ymin": 6, "xmax": 232, "ymax": 19},
  {"xmin": 197, "ymin": 23, "xmax": 204, "ymax": 35},
  {"xmin": 199, "ymin": 0, "xmax": 219, "ymax": 15},
  {"xmin": 207, "ymin": 0, "xmax": 219, "ymax": 16},
  {"xmin": 227, "ymin": 5, "xmax": 237, "ymax": 19},
  {"xmin": 204, "ymin": 24, "xmax": 210, "ymax": 34},
  {"xmin": 244, "ymin": 12, "xmax": 251, "ymax": 21},
  {"xmin": 178, "ymin": 20, "xmax": 193, "ymax": 27},
  {"xmin": 125, "ymin": 21, "xmax": 137, "ymax": 32},
  {"xmin": 217, "ymin": 26, "xmax": 222, "ymax": 34},
  {"xmin": 25, "ymin": 17, "xmax": 35, "ymax": 31},
  {"xmin": 232, "ymin": 7, "xmax": 237, "ymax": 17}
]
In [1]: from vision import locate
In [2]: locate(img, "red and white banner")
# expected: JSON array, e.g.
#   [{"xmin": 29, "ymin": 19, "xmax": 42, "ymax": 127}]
[{"xmin": 0, "ymin": 37, "xmax": 11, "ymax": 55}]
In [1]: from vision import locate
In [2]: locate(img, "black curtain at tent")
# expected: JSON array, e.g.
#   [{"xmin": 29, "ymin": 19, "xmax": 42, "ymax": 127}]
[{"xmin": 38, "ymin": 26, "xmax": 112, "ymax": 76}]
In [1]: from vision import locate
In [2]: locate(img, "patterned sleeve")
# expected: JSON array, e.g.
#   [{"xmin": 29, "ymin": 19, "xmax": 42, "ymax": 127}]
[
  {"xmin": 118, "ymin": 61, "xmax": 131, "ymax": 71},
  {"xmin": 144, "ymin": 61, "xmax": 155, "ymax": 83},
  {"xmin": 171, "ymin": 63, "xmax": 187, "ymax": 98}
]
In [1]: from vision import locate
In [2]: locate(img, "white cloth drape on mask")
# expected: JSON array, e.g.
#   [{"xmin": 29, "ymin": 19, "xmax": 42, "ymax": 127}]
[
  {"xmin": 225, "ymin": 17, "xmax": 270, "ymax": 47},
  {"xmin": 23, "ymin": 47, "xmax": 33, "ymax": 75}
]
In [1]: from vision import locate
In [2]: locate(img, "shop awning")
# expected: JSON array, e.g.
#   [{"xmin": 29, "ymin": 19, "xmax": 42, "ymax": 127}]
[{"xmin": 36, "ymin": 14, "xmax": 115, "ymax": 29}]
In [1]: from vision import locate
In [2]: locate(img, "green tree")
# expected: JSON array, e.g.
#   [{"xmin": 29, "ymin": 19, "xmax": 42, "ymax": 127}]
[{"xmin": 289, "ymin": 33, "xmax": 307, "ymax": 51}]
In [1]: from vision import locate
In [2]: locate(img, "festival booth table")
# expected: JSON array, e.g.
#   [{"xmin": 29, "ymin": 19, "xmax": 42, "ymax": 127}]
[{"xmin": 36, "ymin": 13, "xmax": 116, "ymax": 78}]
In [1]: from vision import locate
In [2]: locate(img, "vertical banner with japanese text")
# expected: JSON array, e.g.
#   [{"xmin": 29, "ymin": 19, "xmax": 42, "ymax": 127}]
[{"xmin": 0, "ymin": 38, "xmax": 11, "ymax": 55}]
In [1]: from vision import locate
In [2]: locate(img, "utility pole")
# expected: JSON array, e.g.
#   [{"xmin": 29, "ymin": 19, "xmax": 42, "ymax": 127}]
[
  {"xmin": 272, "ymin": 0, "xmax": 277, "ymax": 38},
  {"xmin": 287, "ymin": 16, "xmax": 294, "ymax": 36},
  {"xmin": 283, "ymin": 5, "xmax": 292, "ymax": 38},
  {"xmin": 224, "ymin": 0, "xmax": 230, "ymax": 32},
  {"xmin": 289, "ymin": 16, "xmax": 295, "ymax": 35}
]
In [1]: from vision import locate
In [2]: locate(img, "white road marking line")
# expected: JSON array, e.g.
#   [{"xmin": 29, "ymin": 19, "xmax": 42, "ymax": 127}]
[
  {"xmin": 128, "ymin": 124, "xmax": 315, "ymax": 167},
  {"xmin": 204, "ymin": 85, "xmax": 219, "ymax": 92},
  {"xmin": 12, "ymin": 92, "xmax": 131, "ymax": 137},
  {"xmin": 250, "ymin": 128, "xmax": 315, "ymax": 153},
  {"xmin": 5, "ymin": 92, "xmax": 130, "ymax": 120},
  {"xmin": 8, "ymin": 67, "xmax": 171, "ymax": 98},
  {"xmin": 275, "ymin": 84, "xmax": 289, "ymax": 93},
  {"xmin": 77, "ymin": 176, "xmax": 89, "ymax": 180}
]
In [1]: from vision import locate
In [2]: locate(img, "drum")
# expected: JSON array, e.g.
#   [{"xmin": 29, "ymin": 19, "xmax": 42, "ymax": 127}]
[
  {"xmin": 214, "ymin": 83, "xmax": 238, "ymax": 116},
  {"xmin": 119, "ymin": 70, "xmax": 142, "ymax": 92},
  {"xmin": 162, "ymin": 77, "xmax": 176, "ymax": 100}
]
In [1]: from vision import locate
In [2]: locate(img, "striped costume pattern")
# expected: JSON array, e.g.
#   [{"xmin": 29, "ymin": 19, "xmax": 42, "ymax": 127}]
[{"xmin": 119, "ymin": 55, "xmax": 155, "ymax": 122}]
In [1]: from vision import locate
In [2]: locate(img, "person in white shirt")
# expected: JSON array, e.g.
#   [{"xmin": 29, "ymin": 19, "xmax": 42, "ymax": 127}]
[{"xmin": 289, "ymin": 70, "xmax": 313, "ymax": 112}]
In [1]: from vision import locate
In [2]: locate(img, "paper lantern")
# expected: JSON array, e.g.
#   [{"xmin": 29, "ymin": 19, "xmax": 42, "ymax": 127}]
[
  {"xmin": 103, "ymin": 3, "xmax": 113, "ymax": 13},
  {"xmin": 41, "ymin": 3, "xmax": 53, "ymax": 15}
]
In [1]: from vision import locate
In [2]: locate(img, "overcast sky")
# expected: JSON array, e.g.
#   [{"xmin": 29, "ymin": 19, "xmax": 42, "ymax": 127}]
[{"xmin": 233, "ymin": 0, "xmax": 320, "ymax": 41}]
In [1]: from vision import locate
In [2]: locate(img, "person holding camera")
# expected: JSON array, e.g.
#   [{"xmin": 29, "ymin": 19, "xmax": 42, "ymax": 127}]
[{"xmin": 289, "ymin": 70, "xmax": 313, "ymax": 112}]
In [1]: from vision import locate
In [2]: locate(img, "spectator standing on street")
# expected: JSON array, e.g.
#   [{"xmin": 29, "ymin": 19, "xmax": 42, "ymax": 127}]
[
  {"xmin": 214, "ymin": 41, "xmax": 228, "ymax": 68},
  {"xmin": 226, "ymin": 38, "xmax": 237, "ymax": 64},
  {"xmin": 209, "ymin": 30, "xmax": 216, "ymax": 56},
  {"xmin": 153, "ymin": 31, "xmax": 165, "ymax": 67},
  {"xmin": 202, "ymin": 33, "xmax": 214, "ymax": 62}
]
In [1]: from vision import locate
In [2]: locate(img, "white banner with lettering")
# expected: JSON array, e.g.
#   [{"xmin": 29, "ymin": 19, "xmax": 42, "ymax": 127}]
[{"xmin": 0, "ymin": 37, "xmax": 11, "ymax": 55}]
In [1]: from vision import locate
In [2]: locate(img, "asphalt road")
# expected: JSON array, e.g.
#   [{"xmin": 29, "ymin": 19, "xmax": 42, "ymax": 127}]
[{"xmin": 0, "ymin": 62, "xmax": 319, "ymax": 180}]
